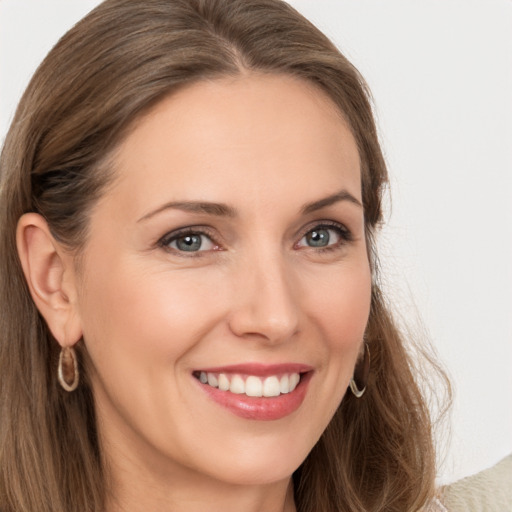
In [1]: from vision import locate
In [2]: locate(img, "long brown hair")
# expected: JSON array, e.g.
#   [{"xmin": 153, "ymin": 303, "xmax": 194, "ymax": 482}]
[{"xmin": 0, "ymin": 1, "xmax": 449, "ymax": 510}]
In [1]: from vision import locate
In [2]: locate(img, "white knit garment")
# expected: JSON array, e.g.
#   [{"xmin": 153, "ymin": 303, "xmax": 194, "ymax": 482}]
[{"xmin": 440, "ymin": 454, "xmax": 512, "ymax": 511}]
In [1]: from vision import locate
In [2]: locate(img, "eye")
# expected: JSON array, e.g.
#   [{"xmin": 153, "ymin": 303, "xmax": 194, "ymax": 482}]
[
  {"xmin": 296, "ymin": 223, "xmax": 351, "ymax": 250},
  {"xmin": 159, "ymin": 229, "xmax": 218, "ymax": 254}
]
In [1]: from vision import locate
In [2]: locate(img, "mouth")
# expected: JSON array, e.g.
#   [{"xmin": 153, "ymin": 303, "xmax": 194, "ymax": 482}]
[
  {"xmin": 192, "ymin": 363, "xmax": 313, "ymax": 421},
  {"xmin": 193, "ymin": 370, "xmax": 302, "ymax": 398}
]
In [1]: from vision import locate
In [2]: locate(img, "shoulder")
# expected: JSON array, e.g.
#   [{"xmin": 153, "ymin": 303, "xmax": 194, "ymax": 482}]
[{"xmin": 440, "ymin": 453, "xmax": 512, "ymax": 511}]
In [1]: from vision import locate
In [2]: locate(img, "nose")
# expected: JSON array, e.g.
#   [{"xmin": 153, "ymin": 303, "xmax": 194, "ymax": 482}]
[{"xmin": 227, "ymin": 252, "xmax": 300, "ymax": 345}]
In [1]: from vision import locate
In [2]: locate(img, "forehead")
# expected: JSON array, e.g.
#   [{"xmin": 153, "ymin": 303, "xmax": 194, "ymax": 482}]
[{"xmin": 105, "ymin": 73, "xmax": 361, "ymax": 217}]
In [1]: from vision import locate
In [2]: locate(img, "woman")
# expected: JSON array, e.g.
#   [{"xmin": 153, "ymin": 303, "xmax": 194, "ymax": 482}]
[{"xmin": 0, "ymin": 1, "xmax": 449, "ymax": 511}]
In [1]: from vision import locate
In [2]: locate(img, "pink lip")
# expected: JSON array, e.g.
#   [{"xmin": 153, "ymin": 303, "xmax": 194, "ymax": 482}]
[{"xmin": 193, "ymin": 363, "xmax": 313, "ymax": 421}]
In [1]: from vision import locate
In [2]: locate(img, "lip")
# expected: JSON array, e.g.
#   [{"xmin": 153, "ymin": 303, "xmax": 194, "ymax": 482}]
[{"xmin": 194, "ymin": 363, "xmax": 313, "ymax": 421}]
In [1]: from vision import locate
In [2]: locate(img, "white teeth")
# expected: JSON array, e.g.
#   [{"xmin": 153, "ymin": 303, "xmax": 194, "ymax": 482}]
[
  {"xmin": 263, "ymin": 376, "xmax": 281, "ymax": 397},
  {"xmin": 198, "ymin": 371, "xmax": 302, "ymax": 397},
  {"xmin": 245, "ymin": 376, "xmax": 263, "ymax": 397},
  {"xmin": 218, "ymin": 373, "xmax": 230, "ymax": 391},
  {"xmin": 289, "ymin": 373, "xmax": 300, "ymax": 392},
  {"xmin": 279, "ymin": 374, "xmax": 290, "ymax": 394},
  {"xmin": 207, "ymin": 373, "xmax": 218, "ymax": 387},
  {"xmin": 230, "ymin": 375, "xmax": 245, "ymax": 394}
]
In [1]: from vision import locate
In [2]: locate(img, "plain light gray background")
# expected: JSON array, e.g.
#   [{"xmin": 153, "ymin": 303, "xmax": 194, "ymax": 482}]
[{"xmin": 1, "ymin": 0, "xmax": 511, "ymax": 485}]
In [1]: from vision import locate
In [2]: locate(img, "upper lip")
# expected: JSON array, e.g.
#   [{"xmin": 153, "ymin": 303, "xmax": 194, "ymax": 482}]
[{"xmin": 194, "ymin": 362, "xmax": 313, "ymax": 377}]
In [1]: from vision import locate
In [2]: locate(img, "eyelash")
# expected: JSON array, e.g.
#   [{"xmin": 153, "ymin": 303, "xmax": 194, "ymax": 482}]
[
  {"xmin": 297, "ymin": 221, "xmax": 354, "ymax": 253},
  {"xmin": 157, "ymin": 221, "xmax": 353, "ymax": 257},
  {"xmin": 157, "ymin": 226, "xmax": 219, "ymax": 258}
]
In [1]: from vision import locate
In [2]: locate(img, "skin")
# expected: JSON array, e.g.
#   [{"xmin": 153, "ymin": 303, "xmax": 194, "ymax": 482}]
[{"xmin": 18, "ymin": 74, "xmax": 372, "ymax": 512}]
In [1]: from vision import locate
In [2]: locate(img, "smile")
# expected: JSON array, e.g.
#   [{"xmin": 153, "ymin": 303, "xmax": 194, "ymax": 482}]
[
  {"xmin": 193, "ymin": 363, "xmax": 313, "ymax": 421},
  {"xmin": 195, "ymin": 371, "xmax": 301, "ymax": 397}
]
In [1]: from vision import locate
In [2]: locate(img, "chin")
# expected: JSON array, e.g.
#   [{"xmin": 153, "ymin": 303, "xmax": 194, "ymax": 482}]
[
  {"xmin": 206, "ymin": 456, "xmax": 301, "ymax": 487},
  {"xmin": 190, "ymin": 430, "xmax": 315, "ymax": 487}
]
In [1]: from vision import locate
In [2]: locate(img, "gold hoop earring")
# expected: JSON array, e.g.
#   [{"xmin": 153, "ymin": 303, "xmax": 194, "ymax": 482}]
[
  {"xmin": 349, "ymin": 343, "xmax": 370, "ymax": 398},
  {"xmin": 58, "ymin": 346, "xmax": 79, "ymax": 392}
]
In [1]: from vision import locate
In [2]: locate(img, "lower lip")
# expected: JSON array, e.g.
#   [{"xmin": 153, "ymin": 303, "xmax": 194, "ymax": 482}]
[{"xmin": 197, "ymin": 372, "xmax": 312, "ymax": 421}]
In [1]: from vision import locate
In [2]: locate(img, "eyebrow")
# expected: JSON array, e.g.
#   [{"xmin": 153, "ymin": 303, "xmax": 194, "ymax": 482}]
[
  {"xmin": 300, "ymin": 189, "xmax": 362, "ymax": 214},
  {"xmin": 137, "ymin": 189, "xmax": 362, "ymax": 223},
  {"xmin": 137, "ymin": 201, "xmax": 237, "ymax": 222}
]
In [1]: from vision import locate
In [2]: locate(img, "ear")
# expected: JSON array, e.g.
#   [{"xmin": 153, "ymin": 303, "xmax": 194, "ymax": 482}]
[{"xmin": 16, "ymin": 213, "xmax": 82, "ymax": 348}]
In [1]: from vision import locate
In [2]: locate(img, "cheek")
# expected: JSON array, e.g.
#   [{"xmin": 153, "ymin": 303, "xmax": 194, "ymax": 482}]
[
  {"xmin": 306, "ymin": 260, "xmax": 372, "ymax": 347},
  {"xmin": 289, "ymin": 259, "xmax": 372, "ymax": 446},
  {"xmin": 75, "ymin": 264, "xmax": 227, "ymax": 444},
  {"xmin": 77, "ymin": 260, "xmax": 231, "ymax": 379},
  {"xmin": 303, "ymin": 258, "xmax": 372, "ymax": 413}
]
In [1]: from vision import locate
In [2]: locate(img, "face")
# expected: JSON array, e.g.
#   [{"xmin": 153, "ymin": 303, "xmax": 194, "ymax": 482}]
[{"xmin": 73, "ymin": 74, "xmax": 371, "ymax": 489}]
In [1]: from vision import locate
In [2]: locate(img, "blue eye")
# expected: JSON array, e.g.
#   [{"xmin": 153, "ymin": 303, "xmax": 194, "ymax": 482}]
[
  {"xmin": 162, "ymin": 231, "xmax": 216, "ymax": 253},
  {"xmin": 304, "ymin": 228, "xmax": 331, "ymax": 247},
  {"xmin": 297, "ymin": 224, "xmax": 350, "ymax": 250}
]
